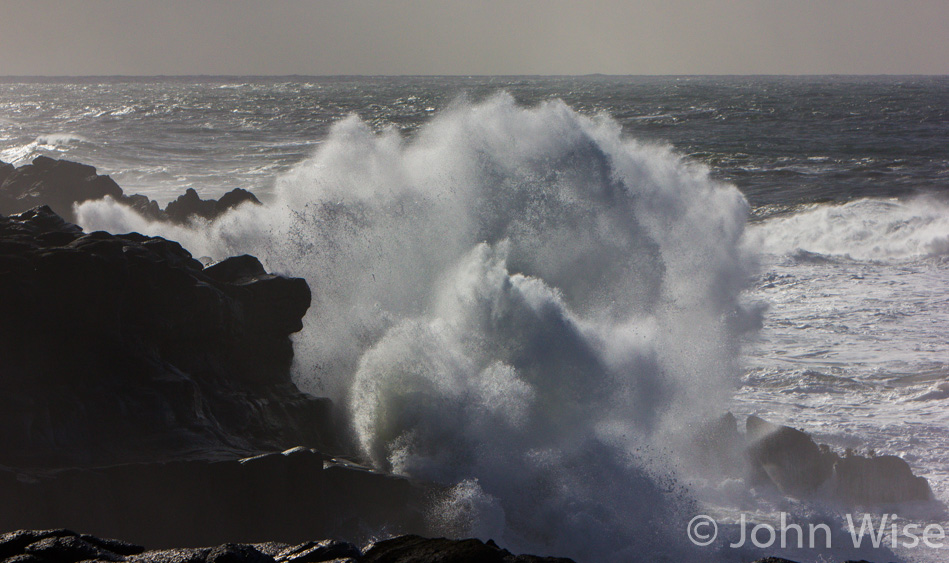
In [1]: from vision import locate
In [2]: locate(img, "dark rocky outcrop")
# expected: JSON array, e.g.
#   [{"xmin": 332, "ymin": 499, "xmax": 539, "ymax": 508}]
[
  {"xmin": 0, "ymin": 529, "xmax": 889, "ymax": 563},
  {"xmin": 361, "ymin": 535, "xmax": 575, "ymax": 563},
  {"xmin": 0, "ymin": 156, "xmax": 123, "ymax": 222},
  {"xmin": 0, "ymin": 206, "xmax": 327, "ymax": 468},
  {"xmin": 696, "ymin": 413, "xmax": 932, "ymax": 506},
  {"xmin": 0, "ymin": 157, "xmax": 259, "ymax": 225},
  {"xmin": 0, "ymin": 530, "xmax": 582, "ymax": 563},
  {"xmin": 0, "ymin": 159, "xmax": 15, "ymax": 185},
  {"xmin": 746, "ymin": 415, "xmax": 834, "ymax": 496},
  {"xmin": 0, "ymin": 205, "xmax": 441, "ymax": 548},
  {"xmin": 831, "ymin": 453, "xmax": 931, "ymax": 505},
  {"xmin": 165, "ymin": 188, "xmax": 260, "ymax": 224},
  {"xmin": 746, "ymin": 415, "xmax": 931, "ymax": 504}
]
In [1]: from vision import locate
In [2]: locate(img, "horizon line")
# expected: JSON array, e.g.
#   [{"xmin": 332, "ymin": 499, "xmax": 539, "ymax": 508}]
[{"xmin": 2, "ymin": 73, "xmax": 948, "ymax": 80}]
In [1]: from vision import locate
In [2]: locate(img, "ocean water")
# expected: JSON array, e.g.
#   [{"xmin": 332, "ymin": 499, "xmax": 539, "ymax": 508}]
[{"xmin": 3, "ymin": 76, "xmax": 949, "ymax": 562}]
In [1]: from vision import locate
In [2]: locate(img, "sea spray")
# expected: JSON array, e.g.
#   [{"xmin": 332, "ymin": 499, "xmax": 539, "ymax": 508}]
[
  {"xmin": 746, "ymin": 197, "xmax": 949, "ymax": 261},
  {"xmin": 77, "ymin": 93, "xmax": 754, "ymax": 561}
]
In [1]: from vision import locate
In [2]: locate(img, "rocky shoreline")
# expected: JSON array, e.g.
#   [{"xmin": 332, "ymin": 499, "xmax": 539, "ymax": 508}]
[
  {"xmin": 0, "ymin": 156, "xmax": 934, "ymax": 562},
  {"xmin": 0, "ymin": 529, "xmax": 581, "ymax": 563},
  {"xmin": 0, "ymin": 156, "xmax": 259, "ymax": 225},
  {"xmin": 0, "ymin": 204, "xmax": 328, "ymax": 468},
  {"xmin": 0, "ymin": 528, "xmax": 886, "ymax": 563}
]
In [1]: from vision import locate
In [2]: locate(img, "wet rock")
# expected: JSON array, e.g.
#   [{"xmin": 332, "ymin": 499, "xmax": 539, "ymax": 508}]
[
  {"xmin": 165, "ymin": 188, "xmax": 260, "ymax": 224},
  {"xmin": 80, "ymin": 534, "xmax": 146, "ymax": 556},
  {"xmin": 746, "ymin": 415, "xmax": 834, "ymax": 496},
  {"xmin": 204, "ymin": 255, "xmax": 267, "ymax": 283},
  {"xmin": 206, "ymin": 544, "xmax": 274, "ymax": 563},
  {"xmin": 0, "ymin": 206, "xmax": 330, "ymax": 468},
  {"xmin": 0, "ymin": 159, "xmax": 14, "ymax": 185},
  {"xmin": 832, "ymin": 453, "xmax": 931, "ymax": 505},
  {"xmin": 0, "ymin": 448, "xmax": 436, "ymax": 549},
  {"xmin": 0, "ymin": 530, "xmax": 80, "ymax": 560},
  {"xmin": 0, "ymin": 533, "xmax": 577, "ymax": 563},
  {"xmin": 127, "ymin": 547, "xmax": 211, "ymax": 563},
  {"xmin": 5, "ymin": 555, "xmax": 46, "ymax": 563},
  {"xmin": 23, "ymin": 535, "xmax": 123, "ymax": 562},
  {"xmin": 0, "ymin": 157, "xmax": 260, "ymax": 227},
  {"xmin": 274, "ymin": 540, "xmax": 360, "ymax": 563},
  {"xmin": 742, "ymin": 415, "xmax": 931, "ymax": 506},
  {"xmin": 0, "ymin": 156, "xmax": 123, "ymax": 222},
  {"xmin": 361, "ymin": 535, "xmax": 576, "ymax": 563}
]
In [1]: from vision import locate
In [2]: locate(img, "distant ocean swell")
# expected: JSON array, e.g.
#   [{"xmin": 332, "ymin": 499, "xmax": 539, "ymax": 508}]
[{"xmin": 78, "ymin": 94, "xmax": 756, "ymax": 561}]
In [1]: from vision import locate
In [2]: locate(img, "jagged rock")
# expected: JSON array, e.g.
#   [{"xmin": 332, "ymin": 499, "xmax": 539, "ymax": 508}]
[
  {"xmin": 0, "ymin": 159, "xmax": 14, "ymax": 185},
  {"xmin": 0, "ymin": 447, "xmax": 436, "ymax": 548},
  {"xmin": 742, "ymin": 415, "xmax": 932, "ymax": 506},
  {"xmin": 745, "ymin": 415, "xmax": 833, "ymax": 496},
  {"xmin": 124, "ymin": 193, "xmax": 166, "ymax": 221},
  {"xmin": 5, "ymin": 555, "xmax": 45, "ymax": 563},
  {"xmin": 361, "ymin": 535, "xmax": 576, "ymax": 563},
  {"xmin": 0, "ymin": 157, "xmax": 260, "ymax": 227},
  {"xmin": 274, "ymin": 540, "xmax": 360, "ymax": 563},
  {"xmin": 0, "ymin": 532, "xmax": 579, "ymax": 563},
  {"xmin": 128, "ymin": 547, "xmax": 212, "ymax": 563},
  {"xmin": 0, "ymin": 530, "xmax": 80, "ymax": 559},
  {"xmin": 832, "ymin": 453, "xmax": 931, "ymax": 504},
  {"xmin": 23, "ymin": 535, "xmax": 124, "ymax": 562},
  {"xmin": 0, "ymin": 156, "xmax": 123, "ymax": 222},
  {"xmin": 165, "ymin": 188, "xmax": 260, "ymax": 224},
  {"xmin": 0, "ymin": 206, "xmax": 329, "ymax": 468},
  {"xmin": 80, "ymin": 534, "xmax": 146, "ymax": 556},
  {"xmin": 206, "ymin": 544, "xmax": 274, "ymax": 563},
  {"xmin": 205, "ymin": 255, "xmax": 268, "ymax": 283}
]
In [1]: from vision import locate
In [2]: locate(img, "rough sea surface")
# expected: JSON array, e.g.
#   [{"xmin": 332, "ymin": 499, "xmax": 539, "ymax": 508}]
[{"xmin": 2, "ymin": 76, "xmax": 948, "ymax": 563}]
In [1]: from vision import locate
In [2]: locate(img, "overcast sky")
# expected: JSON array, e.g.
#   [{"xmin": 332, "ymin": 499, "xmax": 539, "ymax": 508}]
[{"xmin": 1, "ymin": 0, "xmax": 947, "ymax": 76}]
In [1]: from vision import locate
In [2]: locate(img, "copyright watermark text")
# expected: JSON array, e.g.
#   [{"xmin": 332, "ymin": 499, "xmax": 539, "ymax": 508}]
[{"xmin": 688, "ymin": 513, "xmax": 947, "ymax": 549}]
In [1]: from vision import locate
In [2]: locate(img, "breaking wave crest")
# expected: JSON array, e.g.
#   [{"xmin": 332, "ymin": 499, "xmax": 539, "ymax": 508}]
[
  {"xmin": 77, "ymin": 94, "xmax": 753, "ymax": 561},
  {"xmin": 747, "ymin": 197, "xmax": 949, "ymax": 261}
]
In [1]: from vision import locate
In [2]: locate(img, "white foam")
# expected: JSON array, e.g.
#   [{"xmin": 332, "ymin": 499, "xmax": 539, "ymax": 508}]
[
  {"xmin": 78, "ymin": 94, "xmax": 753, "ymax": 561},
  {"xmin": 746, "ymin": 197, "xmax": 949, "ymax": 261},
  {"xmin": 36, "ymin": 132, "xmax": 89, "ymax": 146}
]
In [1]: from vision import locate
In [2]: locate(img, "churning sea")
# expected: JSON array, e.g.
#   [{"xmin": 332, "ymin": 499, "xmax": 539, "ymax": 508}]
[{"xmin": 2, "ymin": 75, "xmax": 948, "ymax": 563}]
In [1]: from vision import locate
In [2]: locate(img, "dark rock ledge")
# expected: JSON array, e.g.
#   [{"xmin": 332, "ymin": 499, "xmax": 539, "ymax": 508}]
[
  {"xmin": 0, "ymin": 156, "xmax": 259, "ymax": 224},
  {"xmin": 0, "ymin": 205, "xmax": 438, "ymax": 545},
  {"xmin": 0, "ymin": 205, "xmax": 324, "ymax": 467},
  {"xmin": 694, "ymin": 412, "xmax": 932, "ymax": 506},
  {"xmin": 0, "ymin": 529, "xmax": 584, "ymax": 563},
  {"xmin": 0, "ymin": 529, "xmax": 882, "ymax": 563}
]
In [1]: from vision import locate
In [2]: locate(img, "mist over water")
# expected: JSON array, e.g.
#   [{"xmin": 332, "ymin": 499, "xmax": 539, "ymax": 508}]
[{"xmin": 78, "ymin": 94, "xmax": 755, "ymax": 561}]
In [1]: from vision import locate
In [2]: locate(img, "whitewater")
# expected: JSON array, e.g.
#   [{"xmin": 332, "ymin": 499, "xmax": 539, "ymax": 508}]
[{"xmin": 4, "ymin": 76, "xmax": 949, "ymax": 562}]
